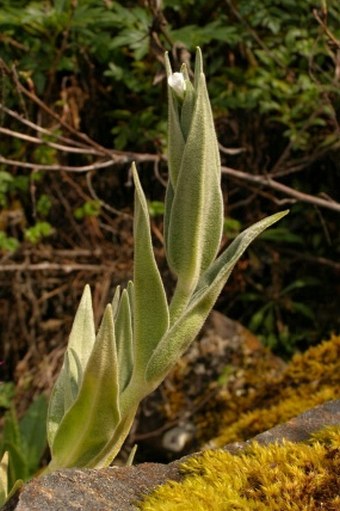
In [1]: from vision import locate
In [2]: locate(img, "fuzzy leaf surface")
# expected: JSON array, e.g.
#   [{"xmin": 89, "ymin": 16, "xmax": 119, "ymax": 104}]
[
  {"xmin": 47, "ymin": 285, "xmax": 95, "ymax": 447},
  {"xmin": 48, "ymin": 305, "xmax": 120, "ymax": 469},
  {"xmin": 132, "ymin": 164, "xmax": 169, "ymax": 371},
  {"xmin": 146, "ymin": 211, "xmax": 288, "ymax": 381}
]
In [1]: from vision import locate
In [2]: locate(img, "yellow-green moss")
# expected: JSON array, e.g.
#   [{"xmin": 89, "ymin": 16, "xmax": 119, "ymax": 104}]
[
  {"xmin": 211, "ymin": 386, "xmax": 336, "ymax": 447},
  {"xmin": 138, "ymin": 427, "xmax": 340, "ymax": 511},
  {"xmin": 201, "ymin": 335, "xmax": 340, "ymax": 447}
]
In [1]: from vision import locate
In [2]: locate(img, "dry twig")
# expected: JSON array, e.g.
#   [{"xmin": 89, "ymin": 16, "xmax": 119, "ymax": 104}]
[{"xmin": 222, "ymin": 166, "xmax": 340, "ymax": 213}]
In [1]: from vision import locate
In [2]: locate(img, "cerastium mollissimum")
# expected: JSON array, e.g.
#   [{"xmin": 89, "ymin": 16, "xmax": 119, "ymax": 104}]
[{"xmin": 45, "ymin": 48, "xmax": 288, "ymax": 471}]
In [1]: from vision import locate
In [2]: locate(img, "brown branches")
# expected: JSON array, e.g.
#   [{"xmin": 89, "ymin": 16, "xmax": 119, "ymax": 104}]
[
  {"xmin": 0, "ymin": 262, "xmax": 117, "ymax": 273},
  {"xmin": 0, "ymin": 58, "xmax": 339, "ymax": 215},
  {"xmin": 0, "ymin": 101, "xmax": 161, "ymax": 170},
  {"xmin": 222, "ymin": 166, "xmax": 340, "ymax": 213},
  {"xmin": 0, "ymin": 58, "xmax": 162, "ymax": 180}
]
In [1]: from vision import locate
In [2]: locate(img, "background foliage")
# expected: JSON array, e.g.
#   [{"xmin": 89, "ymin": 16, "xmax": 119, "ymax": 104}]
[{"xmin": 0, "ymin": 0, "xmax": 339, "ymax": 398}]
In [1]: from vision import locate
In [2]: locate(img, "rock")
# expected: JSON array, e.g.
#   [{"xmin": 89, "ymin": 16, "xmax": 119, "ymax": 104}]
[
  {"xmin": 3, "ymin": 400, "xmax": 339, "ymax": 511},
  {"xmin": 2, "ymin": 463, "xmax": 180, "ymax": 511},
  {"xmin": 251, "ymin": 398, "xmax": 340, "ymax": 445}
]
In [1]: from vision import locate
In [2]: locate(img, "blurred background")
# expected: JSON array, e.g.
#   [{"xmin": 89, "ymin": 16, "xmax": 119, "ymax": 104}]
[{"xmin": 0, "ymin": 0, "xmax": 339, "ymax": 474}]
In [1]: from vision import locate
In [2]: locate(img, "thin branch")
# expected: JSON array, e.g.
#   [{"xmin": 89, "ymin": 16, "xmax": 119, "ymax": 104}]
[
  {"xmin": 0, "ymin": 155, "xmax": 118, "ymax": 172},
  {"xmin": 0, "ymin": 262, "xmax": 118, "ymax": 273},
  {"xmin": 0, "ymin": 126, "xmax": 102, "ymax": 155},
  {"xmin": 222, "ymin": 166, "xmax": 340, "ymax": 213},
  {"xmin": 1, "ymin": 60, "xmax": 338, "ymax": 214},
  {"xmin": 218, "ymin": 143, "xmax": 245, "ymax": 156},
  {"xmin": 0, "ymin": 59, "xmax": 109, "ymax": 154},
  {"xmin": 0, "ymin": 151, "xmax": 160, "ymax": 172},
  {"xmin": 283, "ymin": 248, "xmax": 340, "ymax": 272},
  {"xmin": 313, "ymin": 8, "xmax": 340, "ymax": 49},
  {"xmin": 86, "ymin": 171, "xmax": 131, "ymax": 218},
  {"xmin": 0, "ymin": 103, "xmax": 91, "ymax": 148},
  {"xmin": 0, "ymin": 102, "xmax": 162, "ymax": 165}
]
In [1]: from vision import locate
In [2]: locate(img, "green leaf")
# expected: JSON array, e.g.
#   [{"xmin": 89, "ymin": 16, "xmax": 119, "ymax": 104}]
[
  {"xmin": 165, "ymin": 48, "xmax": 223, "ymax": 308},
  {"xmin": 19, "ymin": 395, "xmax": 47, "ymax": 474},
  {"xmin": 290, "ymin": 301, "xmax": 315, "ymax": 321},
  {"xmin": 2, "ymin": 441, "xmax": 28, "ymax": 488},
  {"xmin": 111, "ymin": 285, "xmax": 121, "ymax": 318},
  {"xmin": 24, "ymin": 222, "xmax": 54, "ymax": 244},
  {"xmin": 164, "ymin": 52, "xmax": 186, "ymax": 188},
  {"xmin": 180, "ymin": 68, "xmax": 195, "ymax": 139},
  {"xmin": 132, "ymin": 163, "xmax": 169, "ymax": 371},
  {"xmin": 47, "ymin": 285, "xmax": 96, "ymax": 447},
  {"xmin": 0, "ymin": 383, "xmax": 15, "ymax": 409},
  {"xmin": 0, "ymin": 232, "xmax": 20, "ymax": 253},
  {"xmin": 148, "ymin": 200, "xmax": 165, "ymax": 218},
  {"xmin": 259, "ymin": 227, "xmax": 303, "ymax": 244},
  {"xmin": 0, "ymin": 452, "xmax": 8, "ymax": 506},
  {"xmin": 146, "ymin": 211, "xmax": 288, "ymax": 381},
  {"xmin": 115, "ymin": 289, "xmax": 134, "ymax": 391},
  {"xmin": 2, "ymin": 408, "xmax": 21, "ymax": 454},
  {"xmin": 48, "ymin": 305, "xmax": 120, "ymax": 469}
]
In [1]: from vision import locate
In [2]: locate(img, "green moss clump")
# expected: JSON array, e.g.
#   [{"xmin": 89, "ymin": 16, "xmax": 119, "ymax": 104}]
[
  {"xmin": 138, "ymin": 427, "xmax": 340, "ymax": 511},
  {"xmin": 204, "ymin": 335, "xmax": 340, "ymax": 447}
]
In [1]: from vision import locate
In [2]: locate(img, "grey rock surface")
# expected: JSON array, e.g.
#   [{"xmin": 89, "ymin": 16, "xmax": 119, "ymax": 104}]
[
  {"xmin": 2, "ymin": 463, "xmax": 181, "ymax": 511},
  {"xmin": 3, "ymin": 400, "xmax": 339, "ymax": 511},
  {"xmin": 252, "ymin": 398, "xmax": 340, "ymax": 444}
]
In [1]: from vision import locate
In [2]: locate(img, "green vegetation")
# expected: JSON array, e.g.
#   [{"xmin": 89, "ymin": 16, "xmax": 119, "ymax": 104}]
[
  {"xmin": 0, "ymin": 0, "xmax": 339, "ymax": 501},
  {"xmin": 0, "ymin": 394, "xmax": 48, "ymax": 503},
  {"xmin": 0, "ymin": 0, "xmax": 338, "ymax": 358},
  {"xmin": 44, "ymin": 48, "xmax": 285, "ymax": 474}
]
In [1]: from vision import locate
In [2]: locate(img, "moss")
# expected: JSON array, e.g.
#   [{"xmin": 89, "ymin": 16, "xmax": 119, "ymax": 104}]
[
  {"xmin": 138, "ymin": 427, "xmax": 340, "ymax": 511},
  {"xmin": 211, "ymin": 387, "xmax": 336, "ymax": 447},
  {"xmin": 201, "ymin": 335, "xmax": 340, "ymax": 447}
]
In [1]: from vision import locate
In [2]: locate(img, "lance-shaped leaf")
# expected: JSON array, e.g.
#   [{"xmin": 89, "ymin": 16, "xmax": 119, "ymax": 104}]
[
  {"xmin": 47, "ymin": 285, "xmax": 95, "ymax": 447},
  {"xmin": 0, "ymin": 452, "xmax": 8, "ymax": 506},
  {"xmin": 89, "ymin": 404, "xmax": 138, "ymax": 469},
  {"xmin": 132, "ymin": 163, "xmax": 169, "ymax": 371},
  {"xmin": 165, "ymin": 48, "xmax": 223, "ymax": 303},
  {"xmin": 127, "ymin": 280, "xmax": 134, "ymax": 323},
  {"xmin": 165, "ymin": 53, "xmax": 185, "ymax": 188},
  {"xmin": 179, "ymin": 64, "xmax": 195, "ymax": 140},
  {"xmin": 111, "ymin": 285, "xmax": 121, "ymax": 318},
  {"xmin": 115, "ymin": 288, "xmax": 134, "ymax": 391},
  {"xmin": 47, "ymin": 304, "xmax": 120, "ymax": 470},
  {"xmin": 145, "ymin": 211, "xmax": 288, "ymax": 382}
]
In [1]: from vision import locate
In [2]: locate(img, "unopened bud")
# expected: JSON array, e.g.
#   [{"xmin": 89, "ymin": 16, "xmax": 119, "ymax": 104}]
[{"xmin": 168, "ymin": 72, "xmax": 186, "ymax": 99}]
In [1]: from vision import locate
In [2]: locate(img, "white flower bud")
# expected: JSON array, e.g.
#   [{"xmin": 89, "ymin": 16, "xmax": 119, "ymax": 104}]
[{"xmin": 168, "ymin": 72, "xmax": 186, "ymax": 99}]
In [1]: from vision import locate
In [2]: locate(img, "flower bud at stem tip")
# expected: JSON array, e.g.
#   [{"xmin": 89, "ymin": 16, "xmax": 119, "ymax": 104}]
[{"xmin": 168, "ymin": 72, "xmax": 186, "ymax": 100}]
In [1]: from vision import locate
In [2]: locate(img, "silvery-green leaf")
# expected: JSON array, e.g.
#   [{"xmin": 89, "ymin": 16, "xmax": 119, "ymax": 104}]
[
  {"xmin": 180, "ymin": 73, "xmax": 195, "ymax": 139},
  {"xmin": 0, "ymin": 451, "xmax": 8, "ymax": 505},
  {"xmin": 146, "ymin": 211, "xmax": 288, "ymax": 382},
  {"xmin": 127, "ymin": 280, "xmax": 134, "ymax": 309},
  {"xmin": 111, "ymin": 285, "xmax": 121, "ymax": 318},
  {"xmin": 166, "ymin": 70, "xmax": 223, "ymax": 297},
  {"xmin": 48, "ymin": 304, "xmax": 120, "ymax": 469},
  {"xmin": 66, "ymin": 284, "xmax": 96, "ymax": 372},
  {"xmin": 62, "ymin": 348, "xmax": 82, "ymax": 410},
  {"xmin": 163, "ymin": 179, "xmax": 174, "ymax": 269},
  {"xmin": 166, "ymin": 47, "xmax": 223, "ymax": 300},
  {"xmin": 90, "ymin": 405, "xmax": 138, "ymax": 468},
  {"xmin": 132, "ymin": 163, "xmax": 169, "ymax": 370},
  {"xmin": 47, "ymin": 285, "xmax": 95, "ymax": 447},
  {"xmin": 115, "ymin": 289, "xmax": 134, "ymax": 391},
  {"xmin": 165, "ymin": 52, "xmax": 185, "ymax": 188},
  {"xmin": 193, "ymin": 46, "xmax": 203, "ymax": 89}
]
